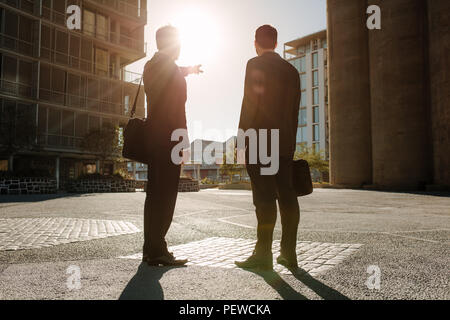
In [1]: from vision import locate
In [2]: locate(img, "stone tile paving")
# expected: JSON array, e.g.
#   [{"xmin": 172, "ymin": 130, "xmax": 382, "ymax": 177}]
[
  {"xmin": 0, "ymin": 218, "xmax": 140, "ymax": 251},
  {"xmin": 120, "ymin": 237, "xmax": 363, "ymax": 276}
]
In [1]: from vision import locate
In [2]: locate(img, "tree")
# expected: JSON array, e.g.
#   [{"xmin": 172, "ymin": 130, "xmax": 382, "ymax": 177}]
[
  {"xmin": 294, "ymin": 146, "xmax": 329, "ymax": 174},
  {"xmin": 0, "ymin": 104, "xmax": 38, "ymax": 170},
  {"xmin": 219, "ymin": 151, "xmax": 243, "ymax": 183},
  {"xmin": 80, "ymin": 123, "xmax": 122, "ymax": 174}
]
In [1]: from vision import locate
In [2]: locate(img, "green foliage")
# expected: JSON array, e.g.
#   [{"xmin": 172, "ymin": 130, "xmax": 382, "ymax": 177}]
[
  {"xmin": 200, "ymin": 177, "xmax": 217, "ymax": 185},
  {"xmin": 294, "ymin": 147, "xmax": 329, "ymax": 173},
  {"xmin": 0, "ymin": 105, "xmax": 37, "ymax": 155},
  {"xmin": 80, "ymin": 123, "xmax": 122, "ymax": 160},
  {"xmin": 219, "ymin": 152, "xmax": 243, "ymax": 182}
]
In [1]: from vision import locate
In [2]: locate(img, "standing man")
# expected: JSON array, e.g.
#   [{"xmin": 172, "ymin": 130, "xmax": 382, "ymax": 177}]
[
  {"xmin": 143, "ymin": 26, "xmax": 202, "ymax": 266},
  {"xmin": 236, "ymin": 25, "xmax": 301, "ymax": 271}
]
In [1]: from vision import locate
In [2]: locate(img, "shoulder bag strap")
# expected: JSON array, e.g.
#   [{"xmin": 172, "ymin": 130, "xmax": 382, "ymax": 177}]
[{"xmin": 130, "ymin": 76, "xmax": 143, "ymax": 118}]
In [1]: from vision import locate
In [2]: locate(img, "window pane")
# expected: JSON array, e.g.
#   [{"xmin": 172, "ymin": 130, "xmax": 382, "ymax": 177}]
[
  {"xmin": 313, "ymin": 88, "xmax": 319, "ymax": 105},
  {"xmin": 299, "ymin": 108, "xmax": 307, "ymax": 126},
  {"xmin": 300, "ymin": 74, "xmax": 306, "ymax": 90},
  {"xmin": 313, "ymin": 125, "xmax": 320, "ymax": 141},
  {"xmin": 48, "ymin": 108, "xmax": 61, "ymax": 135},
  {"xmin": 75, "ymin": 113, "xmax": 88, "ymax": 137},
  {"xmin": 301, "ymin": 127, "xmax": 307, "ymax": 142},
  {"xmin": 62, "ymin": 110, "xmax": 74, "ymax": 136},
  {"xmin": 301, "ymin": 91, "xmax": 307, "ymax": 107},
  {"xmin": 313, "ymin": 107, "xmax": 319, "ymax": 123},
  {"xmin": 312, "ymin": 53, "xmax": 318, "ymax": 69},
  {"xmin": 83, "ymin": 10, "xmax": 95, "ymax": 36},
  {"xmin": 96, "ymin": 14, "xmax": 108, "ymax": 41},
  {"xmin": 313, "ymin": 70, "xmax": 319, "ymax": 87}
]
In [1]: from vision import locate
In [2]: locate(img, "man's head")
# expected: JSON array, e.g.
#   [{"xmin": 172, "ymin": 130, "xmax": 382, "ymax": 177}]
[
  {"xmin": 255, "ymin": 25, "xmax": 278, "ymax": 56},
  {"xmin": 156, "ymin": 25, "xmax": 181, "ymax": 60}
]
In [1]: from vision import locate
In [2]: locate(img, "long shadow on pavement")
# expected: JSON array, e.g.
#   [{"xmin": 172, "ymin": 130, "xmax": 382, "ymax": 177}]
[
  {"xmin": 119, "ymin": 263, "xmax": 184, "ymax": 300},
  {"xmin": 291, "ymin": 268, "xmax": 349, "ymax": 300},
  {"xmin": 247, "ymin": 268, "xmax": 349, "ymax": 300},
  {"xmin": 246, "ymin": 270, "xmax": 307, "ymax": 300}
]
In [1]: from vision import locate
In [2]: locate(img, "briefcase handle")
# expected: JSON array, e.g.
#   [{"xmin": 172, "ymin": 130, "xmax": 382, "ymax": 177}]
[{"xmin": 130, "ymin": 77, "xmax": 143, "ymax": 119}]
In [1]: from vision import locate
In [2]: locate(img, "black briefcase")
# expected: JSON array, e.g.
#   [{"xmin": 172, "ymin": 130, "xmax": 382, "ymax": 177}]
[
  {"xmin": 293, "ymin": 159, "xmax": 313, "ymax": 197},
  {"xmin": 122, "ymin": 78, "xmax": 150, "ymax": 164}
]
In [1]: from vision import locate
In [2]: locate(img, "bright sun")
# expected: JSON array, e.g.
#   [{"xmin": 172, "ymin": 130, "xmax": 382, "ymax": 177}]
[{"xmin": 170, "ymin": 8, "xmax": 220, "ymax": 66}]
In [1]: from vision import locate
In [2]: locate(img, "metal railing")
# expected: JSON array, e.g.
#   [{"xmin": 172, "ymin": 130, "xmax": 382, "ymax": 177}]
[
  {"xmin": 88, "ymin": 0, "xmax": 146, "ymax": 21},
  {"xmin": 0, "ymin": 79, "xmax": 36, "ymax": 99},
  {"xmin": 38, "ymin": 134, "xmax": 84, "ymax": 150},
  {"xmin": 0, "ymin": 32, "xmax": 34, "ymax": 57},
  {"xmin": 40, "ymin": 7, "xmax": 147, "ymax": 54}
]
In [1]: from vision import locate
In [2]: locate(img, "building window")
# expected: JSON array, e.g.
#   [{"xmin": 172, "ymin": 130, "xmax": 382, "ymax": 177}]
[
  {"xmin": 83, "ymin": 9, "xmax": 95, "ymax": 37},
  {"xmin": 313, "ymin": 70, "xmax": 319, "ymax": 87},
  {"xmin": 0, "ymin": 160, "xmax": 8, "ymax": 171},
  {"xmin": 313, "ymin": 125, "xmax": 320, "ymax": 142},
  {"xmin": 313, "ymin": 143, "xmax": 320, "ymax": 154},
  {"xmin": 301, "ymin": 91, "xmax": 307, "ymax": 107},
  {"xmin": 299, "ymin": 108, "xmax": 307, "ymax": 126},
  {"xmin": 312, "ymin": 52, "xmax": 318, "ymax": 69},
  {"xmin": 300, "ymin": 74, "xmax": 307, "ymax": 90},
  {"xmin": 96, "ymin": 14, "xmax": 108, "ymax": 41},
  {"xmin": 313, "ymin": 88, "xmax": 319, "ymax": 105},
  {"xmin": 313, "ymin": 107, "xmax": 319, "ymax": 124},
  {"xmin": 95, "ymin": 48, "xmax": 108, "ymax": 76}
]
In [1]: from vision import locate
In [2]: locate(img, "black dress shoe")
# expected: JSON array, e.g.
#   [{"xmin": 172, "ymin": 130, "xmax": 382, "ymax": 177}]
[
  {"xmin": 146, "ymin": 252, "xmax": 188, "ymax": 266},
  {"xmin": 277, "ymin": 253, "xmax": 299, "ymax": 269},
  {"xmin": 235, "ymin": 254, "xmax": 273, "ymax": 271}
]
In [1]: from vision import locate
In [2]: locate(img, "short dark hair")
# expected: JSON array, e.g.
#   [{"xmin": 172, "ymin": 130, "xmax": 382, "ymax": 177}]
[
  {"xmin": 156, "ymin": 25, "xmax": 179, "ymax": 50},
  {"xmin": 255, "ymin": 25, "xmax": 278, "ymax": 49}
]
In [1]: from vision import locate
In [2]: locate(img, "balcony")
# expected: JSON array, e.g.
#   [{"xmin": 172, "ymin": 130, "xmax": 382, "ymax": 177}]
[
  {"xmin": 86, "ymin": 0, "xmax": 147, "ymax": 24},
  {"xmin": 41, "ymin": 6, "xmax": 147, "ymax": 56}
]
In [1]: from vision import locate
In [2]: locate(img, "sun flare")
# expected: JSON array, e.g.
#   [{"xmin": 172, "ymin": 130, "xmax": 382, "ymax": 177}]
[{"xmin": 170, "ymin": 8, "xmax": 221, "ymax": 66}]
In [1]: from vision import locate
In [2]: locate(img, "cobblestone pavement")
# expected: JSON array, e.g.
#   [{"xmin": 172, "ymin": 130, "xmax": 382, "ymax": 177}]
[
  {"xmin": 0, "ymin": 218, "xmax": 140, "ymax": 251},
  {"xmin": 119, "ymin": 237, "xmax": 363, "ymax": 276}
]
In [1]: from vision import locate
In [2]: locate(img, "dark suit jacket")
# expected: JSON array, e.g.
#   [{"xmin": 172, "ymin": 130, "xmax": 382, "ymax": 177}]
[
  {"xmin": 143, "ymin": 52, "xmax": 187, "ymax": 148},
  {"xmin": 238, "ymin": 52, "xmax": 301, "ymax": 158}
]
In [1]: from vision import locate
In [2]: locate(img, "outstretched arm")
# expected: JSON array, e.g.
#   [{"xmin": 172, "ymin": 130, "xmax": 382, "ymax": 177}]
[{"xmin": 180, "ymin": 65, "xmax": 204, "ymax": 77}]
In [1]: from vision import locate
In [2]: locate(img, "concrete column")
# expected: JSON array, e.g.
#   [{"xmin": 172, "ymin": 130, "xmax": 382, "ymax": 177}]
[
  {"xmin": 428, "ymin": 0, "xmax": 450, "ymax": 187},
  {"xmin": 55, "ymin": 157, "xmax": 60, "ymax": 190},
  {"xmin": 8, "ymin": 155, "xmax": 14, "ymax": 172},
  {"xmin": 132, "ymin": 162, "xmax": 137, "ymax": 179},
  {"xmin": 96, "ymin": 160, "xmax": 100, "ymax": 173},
  {"xmin": 327, "ymin": 0, "xmax": 373, "ymax": 187},
  {"xmin": 368, "ymin": 0, "xmax": 432, "ymax": 189}
]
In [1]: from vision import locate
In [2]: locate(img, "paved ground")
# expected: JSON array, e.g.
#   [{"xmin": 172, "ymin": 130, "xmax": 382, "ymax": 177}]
[{"xmin": 0, "ymin": 189, "xmax": 449, "ymax": 300}]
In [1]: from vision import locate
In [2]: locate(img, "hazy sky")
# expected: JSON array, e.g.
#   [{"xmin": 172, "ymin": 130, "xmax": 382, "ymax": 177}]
[{"xmin": 129, "ymin": 0, "xmax": 327, "ymax": 142}]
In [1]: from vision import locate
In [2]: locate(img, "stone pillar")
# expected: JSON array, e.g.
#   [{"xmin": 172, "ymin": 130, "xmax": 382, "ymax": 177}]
[
  {"xmin": 368, "ymin": 0, "xmax": 432, "ymax": 189},
  {"xmin": 327, "ymin": 0, "xmax": 373, "ymax": 187},
  {"xmin": 428, "ymin": 0, "xmax": 450, "ymax": 187}
]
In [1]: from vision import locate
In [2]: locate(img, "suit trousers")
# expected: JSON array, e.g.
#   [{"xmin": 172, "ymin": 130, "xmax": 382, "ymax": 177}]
[
  {"xmin": 143, "ymin": 148, "xmax": 181, "ymax": 258},
  {"xmin": 246, "ymin": 157, "xmax": 300, "ymax": 256}
]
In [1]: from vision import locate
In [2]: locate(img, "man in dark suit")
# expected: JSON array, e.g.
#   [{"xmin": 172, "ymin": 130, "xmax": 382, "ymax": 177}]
[
  {"xmin": 235, "ymin": 25, "xmax": 301, "ymax": 271},
  {"xmin": 142, "ymin": 26, "xmax": 201, "ymax": 266}
]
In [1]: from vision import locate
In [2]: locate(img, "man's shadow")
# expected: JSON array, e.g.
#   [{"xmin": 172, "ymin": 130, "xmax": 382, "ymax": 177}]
[
  {"xmin": 248, "ymin": 267, "xmax": 349, "ymax": 300},
  {"xmin": 119, "ymin": 263, "xmax": 184, "ymax": 300}
]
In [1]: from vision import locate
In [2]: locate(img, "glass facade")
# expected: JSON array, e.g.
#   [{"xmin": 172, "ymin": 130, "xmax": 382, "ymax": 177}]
[
  {"xmin": 299, "ymin": 108, "xmax": 307, "ymax": 126},
  {"xmin": 313, "ymin": 88, "xmax": 319, "ymax": 105},
  {"xmin": 313, "ymin": 70, "xmax": 319, "ymax": 87},
  {"xmin": 312, "ymin": 52, "xmax": 319, "ymax": 69},
  {"xmin": 313, "ymin": 107, "xmax": 319, "ymax": 123},
  {"xmin": 301, "ymin": 91, "xmax": 307, "ymax": 107}
]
